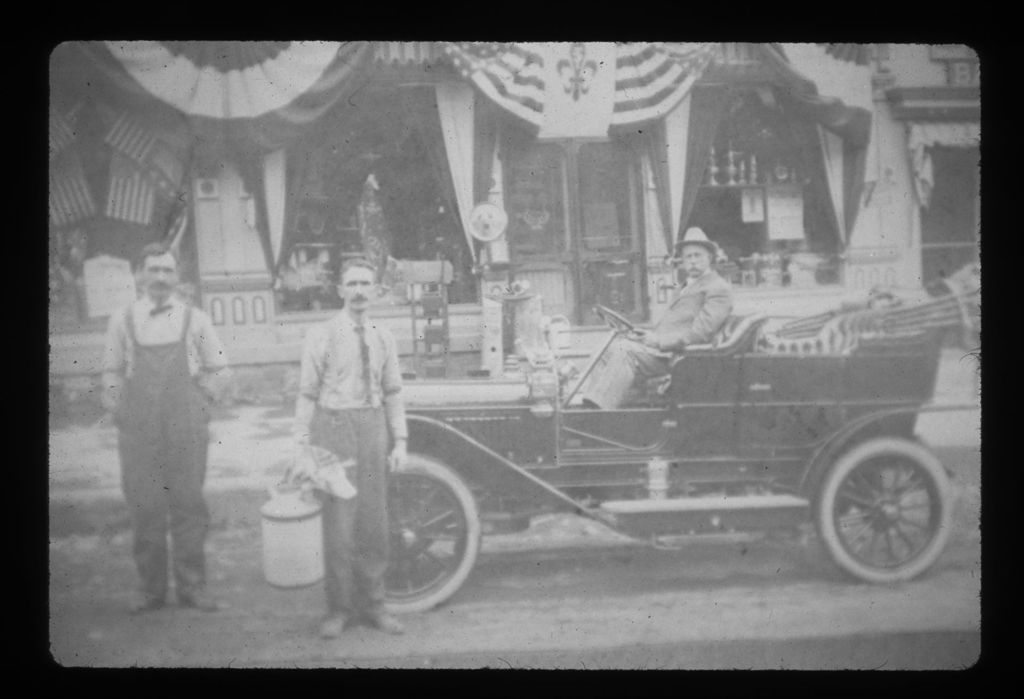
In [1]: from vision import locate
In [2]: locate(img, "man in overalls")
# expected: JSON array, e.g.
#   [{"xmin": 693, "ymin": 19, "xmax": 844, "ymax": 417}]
[
  {"xmin": 102, "ymin": 243, "xmax": 230, "ymax": 614},
  {"xmin": 289, "ymin": 257, "xmax": 408, "ymax": 640}
]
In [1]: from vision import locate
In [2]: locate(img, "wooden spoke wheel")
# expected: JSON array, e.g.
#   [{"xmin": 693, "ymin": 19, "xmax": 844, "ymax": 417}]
[
  {"xmin": 385, "ymin": 455, "xmax": 481, "ymax": 613},
  {"xmin": 816, "ymin": 437, "xmax": 954, "ymax": 583}
]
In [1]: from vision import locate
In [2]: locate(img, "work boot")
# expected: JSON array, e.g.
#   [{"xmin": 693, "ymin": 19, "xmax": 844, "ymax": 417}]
[
  {"xmin": 363, "ymin": 609, "xmax": 405, "ymax": 635},
  {"xmin": 319, "ymin": 613, "xmax": 351, "ymax": 640},
  {"xmin": 177, "ymin": 590, "xmax": 223, "ymax": 612},
  {"xmin": 128, "ymin": 594, "xmax": 166, "ymax": 615}
]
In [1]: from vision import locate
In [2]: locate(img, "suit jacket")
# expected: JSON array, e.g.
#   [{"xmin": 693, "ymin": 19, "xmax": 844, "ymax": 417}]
[{"xmin": 653, "ymin": 269, "xmax": 734, "ymax": 351}]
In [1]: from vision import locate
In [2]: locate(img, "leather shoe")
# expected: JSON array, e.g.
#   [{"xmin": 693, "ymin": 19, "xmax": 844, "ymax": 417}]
[
  {"xmin": 128, "ymin": 595, "xmax": 165, "ymax": 615},
  {"xmin": 364, "ymin": 610, "xmax": 405, "ymax": 635},
  {"xmin": 319, "ymin": 614, "xmax": 350, "ymax": 639},
  {"xmin": 177, "ymin": 591, "xmax": 222, "ymax": 612}
]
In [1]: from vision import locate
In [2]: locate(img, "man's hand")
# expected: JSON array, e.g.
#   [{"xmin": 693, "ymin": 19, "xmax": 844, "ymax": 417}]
[
  {"xmin": 388, "ymin": 439, "xmax": 408, "ymax": 473},
  {"xmin": 630, "ymin": 329, "xmax": 660, "ymax": 350},
  {"xmin": 286, "ymin": 442, "xmax": 317, "ymax": 485}
]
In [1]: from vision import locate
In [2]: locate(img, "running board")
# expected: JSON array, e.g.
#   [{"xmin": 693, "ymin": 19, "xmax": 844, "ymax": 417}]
[{"xmin": 599, "ymin": 494, "xmax": 810, "ymax": 537}]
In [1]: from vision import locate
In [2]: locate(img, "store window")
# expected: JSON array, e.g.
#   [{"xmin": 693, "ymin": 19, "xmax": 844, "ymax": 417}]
[
  {"xmin": 276, "ymin": 86, "xmax": 477, "ymax": 313},
  {"xmin": 685, "ymin": 90, "xmax": 842, "ymax": 289},
  {"xmin": 920, "ymin": 145, "xmax": 980, "ymax": 287},
  {"xmin": 502, "ymin": 135, "xmax": 645, "ymax": 324}
]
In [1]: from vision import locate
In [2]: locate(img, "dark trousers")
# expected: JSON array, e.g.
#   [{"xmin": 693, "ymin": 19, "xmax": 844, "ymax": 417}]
[
  {"xmin": 118, "ymin": 398, "xmax": 210, "ymax": 601},
  {"xmin": 311, "ymin": 407, "xmax": 390, "ymax": 616}
]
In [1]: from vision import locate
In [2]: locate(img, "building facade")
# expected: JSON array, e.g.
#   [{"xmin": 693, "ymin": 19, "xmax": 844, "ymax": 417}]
[{"xmin": 49, "ymin": 42, "xmax": 980, "ymax": 387}]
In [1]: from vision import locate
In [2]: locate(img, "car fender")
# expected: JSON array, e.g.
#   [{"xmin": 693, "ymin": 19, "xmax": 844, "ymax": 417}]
[
  {"xmin": 798, "ymin": 405, "xmax": 925, "ymax": 499},
  {"xmin": 407, "ymin": 414, "xmax": 601, "ymax": 518}
]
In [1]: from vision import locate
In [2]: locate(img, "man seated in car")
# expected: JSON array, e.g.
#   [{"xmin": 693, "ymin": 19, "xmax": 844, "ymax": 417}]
[{"xmin": 580, "ymin": 227, "xmax": 734, "ymax": 409}]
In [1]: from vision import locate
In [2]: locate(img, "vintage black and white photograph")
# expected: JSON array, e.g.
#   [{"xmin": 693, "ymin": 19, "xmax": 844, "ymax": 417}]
[{"xmin": 47, "ymin": 41, "xmax": 981, "ymax": 669}]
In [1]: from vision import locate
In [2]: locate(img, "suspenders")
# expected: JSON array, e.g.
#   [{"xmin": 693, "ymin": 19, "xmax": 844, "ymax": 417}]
[{"xmin": 124, "ymin": 303, "xmax": 194, "ymax": 370}]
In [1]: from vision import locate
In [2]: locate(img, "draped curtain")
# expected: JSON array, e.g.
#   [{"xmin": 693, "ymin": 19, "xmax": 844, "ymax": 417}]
[
  {"xmin": 398, "ymin": 88, "xmax": 462, "ymax": 261},
  {"xmin": 664, "ymin": 95, "xmax": 691, "ymax": 247},
  {"xmin": 276, "ymin": 146, "xmax": 313, "ymax": 272},
  {"xmin": 263, "ymin": 149, "xmax": 287, "ymax": 265},
  {"xmin": 640, "ymin": 121, "xmax": 674, "ymax": 253},
  {"xmin": 435, "ymin": 82, "xmax": 478, "ymax": 261},
  {"xmin": 473, "ymin": 100, "xmax": 500, "ymax": 207},
  {"xmin": 677, "ymin": 86, "xmax": 732, "ymax": 249},
  {"xmin": 758, "ymin": 43, "xmax": 873, "ymax": 240},
  {"xmin": 818, "ymin": 127, "xmax": 847, "ymax": 243}
]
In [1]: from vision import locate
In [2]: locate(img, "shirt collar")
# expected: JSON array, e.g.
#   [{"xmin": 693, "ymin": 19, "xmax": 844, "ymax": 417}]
[
  {"xmin": 139, "ymin": 295, "xmax": 183, "ymax": 314},
  {"xmin": 335, "ymin": 310, "xmax": 370, "ymax": 332}
]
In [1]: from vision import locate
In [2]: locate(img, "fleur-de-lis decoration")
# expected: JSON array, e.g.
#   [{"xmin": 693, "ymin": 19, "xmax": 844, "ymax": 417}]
[{"xmin": 556, "ymin": 43, "xmax": 598, "ymax": 101}]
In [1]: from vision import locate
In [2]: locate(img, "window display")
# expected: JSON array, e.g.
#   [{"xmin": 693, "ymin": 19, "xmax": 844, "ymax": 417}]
[
  {"xmin": 686, "ymin": 90, "xmax": 842, "ymax": 289},
  {"xmin": 276, "ymin": 87, "xmax": 477, "ymax": 312}
]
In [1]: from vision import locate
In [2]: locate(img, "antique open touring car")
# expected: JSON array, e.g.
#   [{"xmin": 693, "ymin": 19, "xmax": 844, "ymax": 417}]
[{"xmin": 382, "ymin": 275, "xmax": 979, "ymax": 613}]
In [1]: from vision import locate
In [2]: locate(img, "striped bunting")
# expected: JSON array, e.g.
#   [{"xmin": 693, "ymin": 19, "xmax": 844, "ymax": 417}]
[
  {"xmin": 611, "ymin": 43, "xmax": 716, "ymax": 126},
  {"xmin": 443, "ymin": 42, "xmax": 715, "ymax": 132},
  {"xmin": 104, "ymin": 112, "xmax": 158, "ymax": 165},
  {"xmin": 105, "ymin": 153, "xmax": 155, "ymax": 225},
  {"xmin": 49, "ymin": 105, "xmax": 80, "ymax": 161},
  {"xmin": 49, "ymin": 155, "xmax": 96, "ymax": 227},
  {"xmin": 442, "ymin": 42, "xmax": 547, "ymax": 128}
]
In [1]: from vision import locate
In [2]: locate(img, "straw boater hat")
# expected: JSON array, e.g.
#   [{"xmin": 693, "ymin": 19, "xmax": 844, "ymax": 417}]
[{"xmin": 674, "ymin": 227, "xmax": 719, "ymax": 260}]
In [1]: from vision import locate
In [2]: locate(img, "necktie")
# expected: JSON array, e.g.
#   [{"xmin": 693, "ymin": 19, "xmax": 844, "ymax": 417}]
[{"xmin": 354, "ymin": 323, "xmax": 372, "ymax": 404}]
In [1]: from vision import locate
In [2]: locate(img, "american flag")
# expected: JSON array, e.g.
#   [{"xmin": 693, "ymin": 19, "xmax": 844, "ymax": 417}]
[
  {"xmin": 612, "ymin": 43, "xmax": 716, "ymax": 126},
  {"xmin": 49, "ymin": 154, "xmax": 96, "ymax": 227},
  {"xmin": 104, "ymin": 111, "xmax": 158, "ymax": 164},
  {"xmin": 105, "ymin": 153, "xmax": 155, "ymax": 225},
  {"xmin": 105, "ymin": 111, "xmax": 186, "ymax": 197},
  {"xmin": 443, "ymin": 42, "xmax": 715, "ymax": 131},
  {"xmin": 49, "ymin": 104, "xmax": 80, "ymax": 161},
  {"xmin": 442, "ymin": 42, "xmax": 547, "ymax": 128}
]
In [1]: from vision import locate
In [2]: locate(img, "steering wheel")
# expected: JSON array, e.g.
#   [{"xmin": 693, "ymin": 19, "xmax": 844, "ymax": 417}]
[{"xmin": 594, "ymin": 305, "xmax": 637, "ymax": 335}]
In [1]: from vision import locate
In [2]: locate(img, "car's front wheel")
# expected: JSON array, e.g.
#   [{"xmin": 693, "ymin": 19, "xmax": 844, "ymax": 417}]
[
  {"xmin": 385, "ymin": 454, "xmax": 481, "ymax": 613},
  {"xmin": 815, "ymin": 437, "xmax": 954, "ymax": 583}
]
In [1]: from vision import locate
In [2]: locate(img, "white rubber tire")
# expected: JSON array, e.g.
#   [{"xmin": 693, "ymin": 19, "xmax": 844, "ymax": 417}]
[
  {"xmin": 816, "ymin": 437, "xmax": 953, "ymax": 584},
  {"xmin": 385, "ymin": 454, "xmax": 481, "ymax": 614}
]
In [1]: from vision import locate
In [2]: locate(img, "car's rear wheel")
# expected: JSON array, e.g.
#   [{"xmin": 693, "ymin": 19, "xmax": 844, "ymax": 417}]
[
  {"xmin": 385, "ymin": 454, "xmax": 481, "ymax": 613},
  {"xmin": 815, "ymin": 437, "xmax": 953, "ymax": 583}
]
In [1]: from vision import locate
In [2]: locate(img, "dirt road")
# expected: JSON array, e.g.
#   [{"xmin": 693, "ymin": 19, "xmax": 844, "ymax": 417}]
[{"xmin": 49, "ymin": 446, "xmax": 980, "ymax": 669}]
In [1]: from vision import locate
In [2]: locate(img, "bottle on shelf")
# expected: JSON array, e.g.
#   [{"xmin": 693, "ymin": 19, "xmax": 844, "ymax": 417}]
[
  {"xmin": 750, "ymin": 154, "xmax": 759, "ymax": 184},
  {"xmin": 707, "ymin": 145, "xmax": 719, "ymax": 185},
  {"xmin": 725, "ymin": 144, "xmax": 737, "ymax": 186}
]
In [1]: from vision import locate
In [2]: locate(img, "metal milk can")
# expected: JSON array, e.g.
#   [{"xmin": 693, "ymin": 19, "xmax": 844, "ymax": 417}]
[{"xmin": 260, "ymin": 484, "xmax": 324, "ymax": 588}]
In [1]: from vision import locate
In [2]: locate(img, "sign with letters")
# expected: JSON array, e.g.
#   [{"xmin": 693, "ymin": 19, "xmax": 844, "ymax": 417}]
[
  {"xmin": 82, "ymin": 255, "xmax": 137, "ymax": 318},
  {"xmin": 766, "ymin": 185, "xmax": 805, "ymax": 241}
]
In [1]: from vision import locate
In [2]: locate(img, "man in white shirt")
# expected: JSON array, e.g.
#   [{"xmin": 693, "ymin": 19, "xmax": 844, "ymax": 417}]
[
  {"xmin": 102, "ymin": 243, "xmax": 230, "ymax": 614},
  {"xmin": 290, "ymin": 257, "xmax": 408, "ymax": 639}
]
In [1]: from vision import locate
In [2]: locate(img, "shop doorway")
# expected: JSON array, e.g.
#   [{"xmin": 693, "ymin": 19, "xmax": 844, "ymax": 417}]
[
  {"xmin": 502, "ymin": 137, "xmax": 646, "ymax": 325},
  {"xmin": 919, "ymin": 145, "xmax": 980, "ymax": 286}
]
